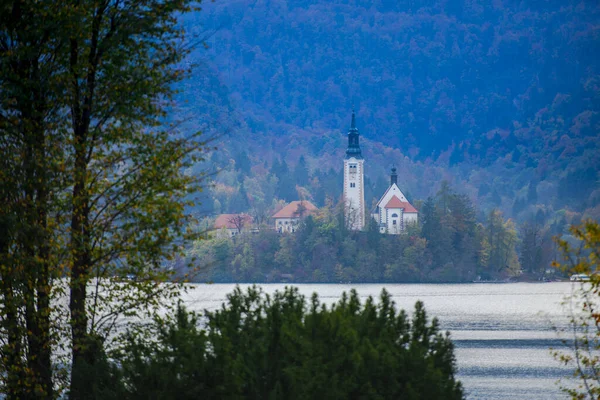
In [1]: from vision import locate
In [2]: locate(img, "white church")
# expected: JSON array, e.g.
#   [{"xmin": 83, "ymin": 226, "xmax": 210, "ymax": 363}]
[{"xmin": 343, "ymin": 111, "xmax": 418, "ymax": 234}]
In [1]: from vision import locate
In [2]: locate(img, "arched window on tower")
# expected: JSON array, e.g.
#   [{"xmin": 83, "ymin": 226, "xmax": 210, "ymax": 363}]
[{"xmin": 391, "ymin": 213, "xmax": 398, "ymax": 218}]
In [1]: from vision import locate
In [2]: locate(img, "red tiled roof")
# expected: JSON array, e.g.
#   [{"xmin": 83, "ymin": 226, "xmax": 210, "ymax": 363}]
[
  {"xmin": 272, "ymin": 200, "xmax": 318, "ymax": 218},
  {"xmin": 384, "ymin": 196, "xmax": 418, "ymax": 213},
  {"xmin": 214, "ymin": 214, "xmax": 253, "ymax": 229}
]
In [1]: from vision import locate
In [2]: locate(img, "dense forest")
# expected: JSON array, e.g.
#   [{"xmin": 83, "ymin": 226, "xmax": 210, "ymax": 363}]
[
  {"xmin": 173, "ymin": 0, "xmax": 599, "ymax": 282},
  {"xmin": 181, "ymin": 182, "xmax": 563, "ymax": 283},
  {"xmin": 180, "ymin": 0, "xmax": 599, "ymax": 223}
]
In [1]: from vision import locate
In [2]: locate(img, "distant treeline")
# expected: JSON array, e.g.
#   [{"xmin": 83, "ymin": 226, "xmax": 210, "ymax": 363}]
[{"xmin": 185, "ymin": 182, "xmax": 560, "ymax": 283}]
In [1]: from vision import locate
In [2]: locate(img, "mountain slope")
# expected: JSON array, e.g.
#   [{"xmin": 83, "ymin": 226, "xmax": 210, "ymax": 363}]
[{"xmin": 179, "ymin": 0, "xmax": 600, "ymax": 221}]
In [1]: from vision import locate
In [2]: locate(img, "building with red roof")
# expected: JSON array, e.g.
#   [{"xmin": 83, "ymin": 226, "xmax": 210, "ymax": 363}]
[
  {"xmin": 272, "ymin": 200, "xmax": 318, "ymax": 233},
  {"xmin": 213, "ymin": 213, "xmax": 253, "ymax": 238}
]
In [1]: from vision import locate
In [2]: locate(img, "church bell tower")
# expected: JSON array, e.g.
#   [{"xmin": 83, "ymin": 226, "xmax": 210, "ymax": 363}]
[{"xmin": 343, "ymin": 109, "xmax": 365, "ymax": 230}]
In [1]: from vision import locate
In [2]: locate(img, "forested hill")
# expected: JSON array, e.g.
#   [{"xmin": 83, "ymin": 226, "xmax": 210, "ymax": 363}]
[{"xmin": 179, "ymin": 0, "xmax": 600, "ymax": 221}]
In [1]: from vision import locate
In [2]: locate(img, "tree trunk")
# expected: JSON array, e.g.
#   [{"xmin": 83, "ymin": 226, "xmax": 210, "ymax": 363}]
[
  {"xmin": 33, "ymin": 128, "xmax": 53, "ymax": 397},
  {"xmin": 69, "ymin": 139, "xmax": 92, "ymax": 399},
  {"xmin": 20, "ymin": 103, "xmax": 54, "ymax": 398}
]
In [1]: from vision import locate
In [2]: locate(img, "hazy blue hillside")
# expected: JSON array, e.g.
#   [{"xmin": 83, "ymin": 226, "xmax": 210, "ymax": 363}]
[{"xmin": 178, "ymin": 0, "xmax": 600, "ymax": 221}]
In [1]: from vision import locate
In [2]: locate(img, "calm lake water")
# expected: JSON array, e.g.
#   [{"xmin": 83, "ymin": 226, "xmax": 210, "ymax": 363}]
[{"xmin": 180, "ymin": 282, "xmax": 577, "ymax": 400}]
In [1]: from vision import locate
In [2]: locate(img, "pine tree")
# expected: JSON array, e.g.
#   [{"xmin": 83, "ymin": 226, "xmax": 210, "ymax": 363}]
[
  {"xmin": 436, "ymin": 180, "xmax": 453, "ymax": 216},
  {"xmin": 484, "ymin": 210, "xmax": 520, "ymax": 277},
  {"xmin": 293, "ymin": 155, "xmax": 310, "ymax": 187},
  {"xmin": 117, "ymin": 288, "xmax": 464, "ymax": 400},
  {"xmin": 421, "ymin": 197, "xmax": 447, "ymax": 268},
  {"xmin": 271, "ymin": 158, "xmax": 282, "ymax": 176},
  {"xmin": 421, "ymin": 197, "xmax": 440, "ymax": 242},
  {"xmin": 236, "ymin": 151, "xmax": 252, "ymax": 173},
  {"xmin": 229, "ymin": 184, "xmax": 250, "ymax": 212},
  {"xmin": 519, "ymin": 221, "xmax": 545, "ymax": 275}
]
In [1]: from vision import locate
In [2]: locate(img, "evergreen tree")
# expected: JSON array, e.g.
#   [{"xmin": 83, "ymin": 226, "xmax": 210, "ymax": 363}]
[
  {"xmin": 236, "ymin": 150, "xmax": 252, "ymax": 173},
  {"xmin": 421, "ymin": 197, "xmax": 440, "ymax": 242},
  {"xmin": 519, "ymin": 220, "xmax": 546, "ymax": 275},
  {"xmin": 280, "ymin": 158, "xmax": 290, "ymax": 176},
  {"xmin": 315, "ymin": 184, "xmax": 327, "ymax": 206},
  {"xmin": 293, "ymin": 155, "xmax": 310, "ymax": 187},
  {"xmin": 229, "ymin": 184, "xmax": 250, "ymax": 213},
  {"xmin": 446, "ymin": 194, "xmax": 479, "ymax": 280},
  {"xmin": 117, "ymin": 287, "xmax": 464, "ymax": 400},
  {"xmin": 420, "ymin": 196, "xmax": 447, "ymax": 269},
  {"xmin": 273, "ymin": 158, "xmax": 296, "ymax": 201},
  {"xmin": 436, "ymin": 180, "xmax": 453, "ymax": 216},
  {"xmin": 271, "ymin": 157, "xmax": 282, "ymax": 177},
  {"xmin": 482, "ymin": 210, "xmax": 520, "ymax": 278}
]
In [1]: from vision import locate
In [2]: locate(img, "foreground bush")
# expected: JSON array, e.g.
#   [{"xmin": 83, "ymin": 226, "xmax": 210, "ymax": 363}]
[{"xmin": 113, "ymin": 287, "xmax": 463, "ymax": 399}]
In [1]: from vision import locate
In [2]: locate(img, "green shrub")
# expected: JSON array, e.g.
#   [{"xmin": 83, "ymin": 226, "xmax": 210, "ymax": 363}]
[{"xmin": 117, "ymin": 287, "xmax": 463, "ymax": 400}]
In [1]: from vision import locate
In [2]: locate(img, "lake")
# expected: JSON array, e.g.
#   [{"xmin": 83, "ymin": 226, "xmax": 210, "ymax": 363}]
[{"xmin": 180, "ymin": 282, "xmax": 577, "ymax": 400}]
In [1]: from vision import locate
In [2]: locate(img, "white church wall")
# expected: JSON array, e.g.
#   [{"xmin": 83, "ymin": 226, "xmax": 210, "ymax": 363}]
[
  {"xmin": 404, "ymin": 213, "xmax": 418, "ymax": 226},
  {"xmin": 343, "ymin": 157, "xmax": 365, "ymax": 230}
]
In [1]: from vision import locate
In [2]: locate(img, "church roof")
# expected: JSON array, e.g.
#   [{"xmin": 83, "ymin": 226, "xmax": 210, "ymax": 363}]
[
  {"xmin": 272, "ymin": 200, "xmax": 318, "ymax": 219},
  {"xmin": 384, "ymin": 196, "xmax": 418, "ymax": 213},
  {"xmin": 345, "ymin": 109, "xmax": 363, "ymax": 160}
]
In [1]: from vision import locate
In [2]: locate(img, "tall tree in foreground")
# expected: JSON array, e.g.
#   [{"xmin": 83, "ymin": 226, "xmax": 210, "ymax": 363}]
[
  {"xmin": 63, "ymin": 0, "xmax": 208, "ymax": 397},
  {"xmin": 552, "ymin": 220, "xmax": 600, "ymax": 399},
  {"xmin": 0, "ymin": 1, "xmax": 69, "ymax": 397},
  {"xmin": 0, "ymin": 0, "xmax": 208, "ymax": 397}
]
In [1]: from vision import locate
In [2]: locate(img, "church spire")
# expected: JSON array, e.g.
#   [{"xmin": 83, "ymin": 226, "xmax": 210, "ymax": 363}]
[
  {"xmin": 390, "ymin": 166, "xmax": 398, "ymax": 186},
  {"xmin": 345, "ymin": 108, "xmax": 362, "ymax": 159}
]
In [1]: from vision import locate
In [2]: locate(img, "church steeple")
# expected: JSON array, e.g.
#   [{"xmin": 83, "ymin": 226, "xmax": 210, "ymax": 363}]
[
  {"xmin": 390, "ymin": 166, "xmax": 398, "ymax": 186},
  {"xmin": 345, "ymin": 108, "xmax": 363, "ymax": 159},
  {"xmin": 343, "ymin": 107, "xmax": 365, "ymax": 230}
]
